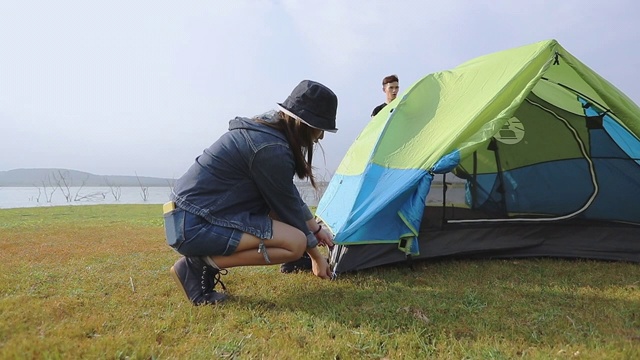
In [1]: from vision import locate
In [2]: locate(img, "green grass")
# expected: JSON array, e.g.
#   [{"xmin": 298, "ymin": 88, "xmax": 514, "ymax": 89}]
[{"xmin": 1, "ymin": 205, "xmax": 639, "ymax": 359}]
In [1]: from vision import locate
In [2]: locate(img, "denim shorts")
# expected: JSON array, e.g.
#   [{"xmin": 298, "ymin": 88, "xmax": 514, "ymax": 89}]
[{"xmin": 164, "ymin": 209, "xmax": 242, "ymax": 257}]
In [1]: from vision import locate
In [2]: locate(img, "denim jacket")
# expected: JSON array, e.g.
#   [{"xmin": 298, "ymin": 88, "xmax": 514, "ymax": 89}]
[{"xmin": 171, "ymin": 112, "xmax": 318, "ymax": 248}]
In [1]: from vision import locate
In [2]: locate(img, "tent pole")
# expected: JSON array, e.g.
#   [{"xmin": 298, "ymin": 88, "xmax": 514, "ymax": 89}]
[
  {"xmin": 472, "ymin": 151, "xmax": 478, "ymax": 209},
  {"xmin": 488, "ymin": 137, "xmax": 508, "ymax": 215},
  {"xmin": 441, "ymin": 173, "xmax": 447, "ymax": 228}
]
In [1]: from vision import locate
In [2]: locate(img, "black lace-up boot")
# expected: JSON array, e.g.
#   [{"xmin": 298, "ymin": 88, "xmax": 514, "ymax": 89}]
[
  {"xmin": 280, "ymin": 252, "xmax": 312, "ymax": 273},
  {"xmin": 170, "ymin": 257, "xmax": 227, "ymax": 305}
]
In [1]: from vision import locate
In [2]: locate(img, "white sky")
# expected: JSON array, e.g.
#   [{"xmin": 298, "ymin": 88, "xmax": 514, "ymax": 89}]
[{"xmin": 1, "ymin": 0, "xmax": 639, "ymax": 179}]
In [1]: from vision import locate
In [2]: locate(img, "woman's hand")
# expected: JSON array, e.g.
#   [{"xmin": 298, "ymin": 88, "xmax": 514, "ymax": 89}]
[
  {"xmin": 311, "ymin": 256, "xmax": 332, "ymax": 279},
  {"xmin": 315, "ymin": 226, "xmax": 334, "ymax": 248},
  {"xmin": 307, "ymin": 247, "xmax": 332, "ymax": 279},
  {"xmin": 306, "ymin": 218, "xmax": 334, "ymax": 248}
]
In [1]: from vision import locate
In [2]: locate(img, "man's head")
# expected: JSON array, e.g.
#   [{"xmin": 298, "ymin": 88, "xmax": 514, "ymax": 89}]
[{"xmin": 382, "ymin": 74, "xmax": 399, "ymax": 104}]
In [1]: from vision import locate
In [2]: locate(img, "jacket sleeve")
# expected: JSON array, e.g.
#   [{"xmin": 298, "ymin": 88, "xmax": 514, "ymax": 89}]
[{"xmin": 250, "ymin": 144, "xmax": 318, "ymax": 248}]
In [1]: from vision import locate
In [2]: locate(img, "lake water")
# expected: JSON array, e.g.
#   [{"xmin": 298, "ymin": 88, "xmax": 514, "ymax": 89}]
[
  {"xmin": 0, "ymin": 185, "xmax": 324, "ymax": 210},
  {"xmin": 0, "ymin": 184, "xmax": 466, "ymax": 210}
]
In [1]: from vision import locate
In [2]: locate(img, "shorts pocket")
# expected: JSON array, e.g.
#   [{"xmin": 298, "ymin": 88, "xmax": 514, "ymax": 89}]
[{"xmin": 163, "ymin": 209, "xmax": 186, "ymax": 248}]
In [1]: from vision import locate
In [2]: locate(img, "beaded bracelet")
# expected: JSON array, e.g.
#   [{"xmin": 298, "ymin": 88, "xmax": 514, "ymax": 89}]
[{"xmin": 313, "ymin": 225, "xmax": 322, "ymax": 235}]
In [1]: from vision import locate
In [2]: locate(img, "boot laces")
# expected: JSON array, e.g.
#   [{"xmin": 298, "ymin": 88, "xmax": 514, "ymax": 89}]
[
  {"xmin": 212, "ymin": 269, "xmax": 228, "ymax": 291},
  {"xmin": 200, "ymin": 265, "xmax": 228, "ymax": 292}
]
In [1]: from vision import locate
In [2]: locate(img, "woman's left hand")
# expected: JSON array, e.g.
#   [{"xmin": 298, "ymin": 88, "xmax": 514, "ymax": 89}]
[{"xmin": 315, "ymin": 226, "xmax": 334, "ymax": 248}]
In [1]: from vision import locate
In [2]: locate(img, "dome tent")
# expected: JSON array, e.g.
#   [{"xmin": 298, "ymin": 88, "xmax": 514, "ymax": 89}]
[{"xmin": 317, "ymin": 39, "xmax": 640, "ymax": 273}]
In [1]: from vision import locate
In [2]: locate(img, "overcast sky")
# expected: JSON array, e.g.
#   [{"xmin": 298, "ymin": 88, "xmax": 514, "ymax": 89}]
[{"xmin": 1, "ymin": 0, "xmax": 639, "ymax": 179}]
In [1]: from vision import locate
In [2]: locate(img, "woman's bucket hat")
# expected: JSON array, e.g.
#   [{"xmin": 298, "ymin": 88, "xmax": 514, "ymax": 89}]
[{"xmin": 277, "ymin": 80, "xmax": 338, "ymax": 133}]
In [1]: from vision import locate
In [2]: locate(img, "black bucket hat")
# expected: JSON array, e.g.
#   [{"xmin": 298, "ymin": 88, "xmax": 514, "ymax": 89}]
[{"xmin": 277, "ymin": 80, "xmax": 338, "ymax": 133}]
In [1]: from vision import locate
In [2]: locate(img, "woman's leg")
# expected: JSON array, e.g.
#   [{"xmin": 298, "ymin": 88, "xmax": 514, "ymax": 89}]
[
  {"xmin": 209, "ymin": 219, "xmax": 306, "ymax": 269},
  {"xmin": 171, "ymin": 219, "xmax": 307, "ymax": 305}
]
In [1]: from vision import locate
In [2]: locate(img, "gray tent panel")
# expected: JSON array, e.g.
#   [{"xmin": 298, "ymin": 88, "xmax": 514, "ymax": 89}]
[{"xmin": 331, "ymin": 207, "xmax": 640, "ymax": 273}]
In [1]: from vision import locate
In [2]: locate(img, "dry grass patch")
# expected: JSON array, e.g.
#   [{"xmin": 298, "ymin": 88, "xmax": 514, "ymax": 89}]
[{"xmin": 1, "ymin": 205, "xmax": 639, "ymax": 359}]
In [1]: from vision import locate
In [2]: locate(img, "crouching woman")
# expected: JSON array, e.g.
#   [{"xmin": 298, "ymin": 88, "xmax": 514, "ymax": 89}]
[{"xmin": 163, "ymin": 80, "xmax": 337, "ymax": 305}]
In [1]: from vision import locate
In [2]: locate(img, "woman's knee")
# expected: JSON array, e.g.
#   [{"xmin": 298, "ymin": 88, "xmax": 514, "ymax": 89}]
[
  {"xmin": 290, "ymin": 237, "xmax": 306, "ymax": 258},
  {"xmin": 280, "ymin": 231, "xmax": 306, "ymax": 257},
  {"xmin": 272, "ymin": 221, "xmax": 307, "ymax": 255}
]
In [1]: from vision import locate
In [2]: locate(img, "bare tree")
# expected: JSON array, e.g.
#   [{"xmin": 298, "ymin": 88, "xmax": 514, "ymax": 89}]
[
  {"xmin": 72, "ymin": 174, "xmax": 90, "ymax": 201},
  {"xmin": 105, "ymin": 176, "xmax": 122, "ymax": 201},
  {"xmin": 314, "ymin": 181, "xmax": 329, "ymax": 203},
  {"xmin": 74, "ymin": 191, "xmax": 107, "ymax": 202},
  {"xmin": 32, "ymin": 183, "xmax": 43, "ymax": 203},
  {"xmin": 166, "ymin": 178, "xmax": 176, "ymax": 197},
  {"xmin": 53, "ymin": 170, "xmax": 73, "ymax": 203},
  {"xmin": 313, "ymin": 170, "xmax": 332, "ymax": 203},
  {"xmin": 73, "ymin": 175, "xmax": 106, "ymax": 202},
  {"xmin": 39, "ymin": 177, "xmax": 57, "ymax": 203},
  {"xmin": 135, "ymin": 172, "xmax": 149, "ymax": 201}
]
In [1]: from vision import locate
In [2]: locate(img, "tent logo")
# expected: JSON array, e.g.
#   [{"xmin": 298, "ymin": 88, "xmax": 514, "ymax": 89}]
[{"xmin": 496, "ymin": 116, "xmax": 525, "ymax": 145}]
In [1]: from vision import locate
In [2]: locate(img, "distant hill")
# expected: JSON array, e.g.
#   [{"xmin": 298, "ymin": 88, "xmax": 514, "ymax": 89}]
[{"xmin": 0, "ymin": 168, "xmax": 174, "ymax": 187}]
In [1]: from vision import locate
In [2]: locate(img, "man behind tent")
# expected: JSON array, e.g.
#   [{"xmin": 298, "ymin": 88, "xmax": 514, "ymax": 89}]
[{"xmin": 371, "ymin": 74, "xmax": 399, "ymax": 117}]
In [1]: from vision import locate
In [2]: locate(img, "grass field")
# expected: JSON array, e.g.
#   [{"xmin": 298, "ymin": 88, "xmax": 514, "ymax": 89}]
[{"xmin": 1, "ymin": 205, "xmax": 639, "ymax": 359}]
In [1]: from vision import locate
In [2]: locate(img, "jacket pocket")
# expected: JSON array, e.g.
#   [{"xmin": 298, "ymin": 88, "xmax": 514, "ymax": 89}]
[{"xmin": 163, "ymin": 209, "xmax": 186, "ymax": 248}]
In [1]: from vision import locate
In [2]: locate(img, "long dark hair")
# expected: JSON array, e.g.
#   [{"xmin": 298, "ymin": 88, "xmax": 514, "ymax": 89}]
[{"xmin": 256, "ymin": 112, "xmax": 320, "ymax": 188}]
